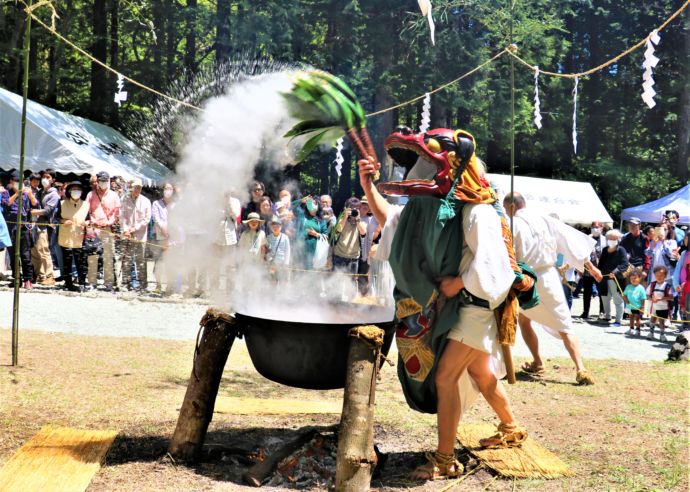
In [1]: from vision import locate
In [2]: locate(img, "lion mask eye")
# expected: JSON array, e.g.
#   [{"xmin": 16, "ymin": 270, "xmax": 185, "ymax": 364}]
[{"xmin": 426, "ymin": 138, "xmax": 441, "ymax": 153}]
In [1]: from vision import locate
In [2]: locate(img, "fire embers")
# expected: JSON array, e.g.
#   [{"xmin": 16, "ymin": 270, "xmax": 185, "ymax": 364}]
[{"xmin": 267, "ymin": 432, "xmax": 337, "ymax": 488}]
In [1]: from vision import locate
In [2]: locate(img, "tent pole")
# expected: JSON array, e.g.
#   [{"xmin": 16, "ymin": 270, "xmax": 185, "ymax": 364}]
[{"xmin": 11, "ymin": 0, "xmax": 32, "ymax": 366}]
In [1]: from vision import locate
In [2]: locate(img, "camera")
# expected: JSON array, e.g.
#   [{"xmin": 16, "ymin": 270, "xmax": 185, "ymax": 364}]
[{"xmin": 350, "ymin": 208, "xmax": 359, "ymax": 218}]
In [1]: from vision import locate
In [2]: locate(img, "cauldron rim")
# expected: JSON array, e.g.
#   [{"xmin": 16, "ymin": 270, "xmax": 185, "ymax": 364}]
[{"xmin": 233, "ymin": 304, "xmax": 395, "ymax": 326}]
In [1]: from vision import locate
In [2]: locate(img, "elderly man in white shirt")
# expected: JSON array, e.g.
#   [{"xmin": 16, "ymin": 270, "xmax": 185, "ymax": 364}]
[
  {"xmin": 503, "ymin": 192, "xmax": 602, "ymax": 385},
  {"xmin": 120, "ymin": 178, "xmax": 152, "ymax": 291}
]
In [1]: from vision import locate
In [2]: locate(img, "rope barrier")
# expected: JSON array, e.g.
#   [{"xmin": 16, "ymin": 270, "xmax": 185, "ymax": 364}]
[
  {"xmin": 5, "ymin": 219, "xmax": 170, "ymax": 250},
  {"xmin": 23, "ymin": 0, "xmax": 690, "ymax": 118},
  {"xmin": 6, "ymin": 220, "xmax": 379, "ymax": 275},
  {"xmin": 610, "ymin": 274, "xmax": 690, "ymax": 324},
  {"xmin": 507, "ymin": 0, "xmax": 690, "ymax": 79}
]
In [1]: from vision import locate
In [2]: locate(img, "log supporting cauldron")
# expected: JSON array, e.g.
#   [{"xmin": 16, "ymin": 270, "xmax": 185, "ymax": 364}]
[{"xmin": 169, "ymin": 306, "xmax": 396, "ymax": 490}]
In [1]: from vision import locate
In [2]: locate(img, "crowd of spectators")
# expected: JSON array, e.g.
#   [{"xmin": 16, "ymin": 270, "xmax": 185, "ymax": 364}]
[
  {"xmin": 0, "ymin": 173, "xmax": 382, "ymax": 299},
  {"xmin": 569, "ymin": 212, "xmax": 688, "ymax": 341}
]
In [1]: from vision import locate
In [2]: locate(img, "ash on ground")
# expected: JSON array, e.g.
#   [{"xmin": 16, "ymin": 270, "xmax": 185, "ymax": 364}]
[{"xmin": 266, "ymin": 431, "xmax": 338, "ymax": 489}]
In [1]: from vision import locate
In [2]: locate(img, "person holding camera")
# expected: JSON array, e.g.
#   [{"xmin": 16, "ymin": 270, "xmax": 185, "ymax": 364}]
[{"xmin": 332, "ymin": 197, "xmax": 367, "ymax": 279}]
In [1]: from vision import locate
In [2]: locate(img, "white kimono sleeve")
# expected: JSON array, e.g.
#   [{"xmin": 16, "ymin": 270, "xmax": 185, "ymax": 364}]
[
  {"xmin": 461, "ymin": 204, "xmax": 514, "ymax": 309},
  {"xmin": 545, "ymin": 215, "xmax": 596, "ymax": 272},
  {"xmin": 374, "ymin": 204, "xmax": 404, "ymax": 262}
]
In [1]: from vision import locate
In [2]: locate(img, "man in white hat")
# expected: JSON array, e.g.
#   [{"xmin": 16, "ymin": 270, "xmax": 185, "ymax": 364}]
[{"xmin": 120, "ymin": 178, "xmax": 151, "ymax": 292}]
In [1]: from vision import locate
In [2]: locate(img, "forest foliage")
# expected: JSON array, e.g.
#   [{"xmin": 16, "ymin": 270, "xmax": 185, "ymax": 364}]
[{"xmin": 0, "ymin": 0, "xmax": 688, "ymax": 216}]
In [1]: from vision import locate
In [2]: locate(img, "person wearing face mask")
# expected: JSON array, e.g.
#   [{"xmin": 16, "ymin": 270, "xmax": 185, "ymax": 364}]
[
  {"xmin": 597, "ymin": 229, "xmax": 629, "ymax": 327},
  {"xmin": 1, "ymin": 172, "xmax": 37, "ymax": 288},
  {"xmin": 120, "ymin": 178, "xmax": 152, "ymax": 292},
  {"xmin": 665, "ymin": 210, "xmax": 685, "ymax": 248},
  {"xmin": 620, "ymin": 217, "xmax": 648, "ymax": 279},
  {"xmin": 151, "ymin": 182, "xmax": 175, "ymax": 293},
  {"xmin": 58, "ymin": 181, "xmax": 89, "ymax": 291},
  {"xmin": 578, "ymin": 222, "xmax": 606, "ymax": 320},
  {"xmin": 86, "ymin": 171, "xmax": 121, "ymax": 291},
  {"xmin": 29, "ymin": 170, "xmax": 60, "ymax": 286}
]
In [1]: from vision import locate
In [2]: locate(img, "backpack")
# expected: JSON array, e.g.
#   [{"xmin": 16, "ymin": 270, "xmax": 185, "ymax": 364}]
[{"xmin": 649, "ymin": 281, "xmax": 671, "ymax": 300}]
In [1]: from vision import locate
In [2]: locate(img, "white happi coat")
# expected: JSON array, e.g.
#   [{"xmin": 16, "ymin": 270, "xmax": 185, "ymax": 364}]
[{"xmin": 512, "ymin": 208, "xmax": 595, "ymax": 337}]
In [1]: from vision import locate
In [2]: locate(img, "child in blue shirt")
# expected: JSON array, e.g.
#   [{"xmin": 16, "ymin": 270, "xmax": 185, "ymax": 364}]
[{"xmin": 623, "ymin": 270, "xmax": 647, "ymax": 336}]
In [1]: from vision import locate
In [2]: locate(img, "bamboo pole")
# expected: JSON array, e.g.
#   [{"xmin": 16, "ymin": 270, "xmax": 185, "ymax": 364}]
[{"xmin": 11, "ymin": 0, "xmax": 33, "ymax": 367}]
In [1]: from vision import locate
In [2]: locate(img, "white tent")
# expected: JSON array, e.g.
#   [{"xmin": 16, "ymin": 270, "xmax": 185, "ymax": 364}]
[
  {"xmin": 0, "ymin": 87, "xmax": 172, "ymax": 185},
  {"xmin": 487, "ymin": 173, "xmax": 613, "ymax": 225}
]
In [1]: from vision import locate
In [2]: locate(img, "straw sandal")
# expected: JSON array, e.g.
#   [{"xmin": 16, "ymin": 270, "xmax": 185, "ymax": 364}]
[
  {"xmin": 520, "ymin": 361, "xmax": 545, "ymax": 376},
  {"xmin": 576, "ymin": 370, "xmax": 595, "ymax": 385},
  {"xmin": 410, "ymin": 451, "xmax": 463, "ymax": 481},
  {"xmin": 479, "ymin": 422, "xmax": 528, "ymax": 449}
]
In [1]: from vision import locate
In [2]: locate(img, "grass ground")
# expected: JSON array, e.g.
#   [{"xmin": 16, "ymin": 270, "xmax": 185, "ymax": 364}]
[{"xmin": 0, "ymin": 328, "xmax": 688, "ymax": 491}]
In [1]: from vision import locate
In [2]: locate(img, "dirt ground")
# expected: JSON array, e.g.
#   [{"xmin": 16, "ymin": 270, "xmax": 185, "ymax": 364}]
[{"xmin": 0, "ymin": 328, "xmax": 688, "ymax": 491}]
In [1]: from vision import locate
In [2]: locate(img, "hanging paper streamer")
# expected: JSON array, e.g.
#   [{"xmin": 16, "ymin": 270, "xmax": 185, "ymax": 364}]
[
  {"xmin": 419, "ymin": 92, "xmax": 431, "ymax": 133},
  {"xmin": 572, "ymin": 77, "xmax": 579, "ymax": 154},
  {"xmin": 114, "ymin": 74, "xmax": 128, "ymax": 107},
  {"xmin": 641, "ymin": 30, "xmax": 661, "ymax": 109},
  {"xmin": 533, "ymin": 67, "xmax": 542, "ymax": 130},
  {"xmin": 334, "ymin": 137, "xmax": 344, "ymax": 177},
  {"xmin": 418, "ymin": 0, "xmax": 435, "ymax": 46}
]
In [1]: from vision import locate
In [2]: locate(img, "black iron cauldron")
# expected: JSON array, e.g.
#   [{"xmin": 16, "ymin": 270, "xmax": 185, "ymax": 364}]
[{"xmin": 235, "ymin": 305, "xmax": 396, "ymax": 390}]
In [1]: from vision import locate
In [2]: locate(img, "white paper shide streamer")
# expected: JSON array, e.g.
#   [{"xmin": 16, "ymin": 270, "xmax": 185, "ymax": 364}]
[
  {"xmin": 334, "ymin": 137, "xmax": 344, "ymax": 177},
  {"xmin": 419, "ymin": 92, "xmax": 431, "ymax": 133},
  {"xmin": 418, "ymin": 0, "xmax": 436, "ymax": 46},
  {"xmin": 641, "ymin": 30, "xmax": 661, "ymax": 109},
  {"xmin": 533, "ymin": 67, "xmax": 542, "ymax": 130},
  {"xmin": 114, "ymin": 74, "xmax": 128, "ymax": 107},
  {"xmin": 572, "ymin": 77, "xmax": 578, "ymax": 154}
]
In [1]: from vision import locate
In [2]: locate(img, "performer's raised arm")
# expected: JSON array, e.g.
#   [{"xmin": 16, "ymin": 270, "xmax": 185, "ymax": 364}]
[{"xmin": 357, "ymin": 156, "xmax": 389, "ymax": 226}]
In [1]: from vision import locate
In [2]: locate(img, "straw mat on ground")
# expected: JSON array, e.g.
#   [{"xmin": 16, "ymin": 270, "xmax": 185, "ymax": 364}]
[
  {"xmin": 457, "ymin": 423, "xmax": 573, "ymax": 479},
  {"xmin": 0, "ymin": 425, "xmax": 118, "ymax": 492},
  {"xmin": 214, "ymin": 396, "xmax": 342, "ymax": 415}
]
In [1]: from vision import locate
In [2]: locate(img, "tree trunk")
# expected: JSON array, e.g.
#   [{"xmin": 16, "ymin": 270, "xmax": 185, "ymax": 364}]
[
  {"xmin": 216, "ymin": 0, "xmax": 231, "ymax": 64},
  {"xmin": 166, "ymin": 0, "xmax": 176, "ymax": 80},
  {"xmin": 335, "ymin": 325, "xmax": 383, "ymax": 491},
  {"xmin": 90, "ymin": 0, "xmax": 108, "ymax": 120},
  {"xmin": 28, "ymin": 32, "xmax": 38, "ymax": 100},
  {"xmin": 677, "ymin": 8, "xmax": 690, "ymax": 184},
  {"xmin": 46, "ymin": 0, "xmax": 73, "ymax": 108},
  {"xmin": 109, "ymin": 0, "xmax": 119, "ymax": 126},
  {"xmin": 169, "ymin": 309, "xmax": 238, "ymax": 463},
  {"xmin": 151, "ymin": 0, "xmax": 165, "ymax": 89},
  {"xmin": 6, "ymin": 6, "xmax": 25, "ymax": 93},
  {"xmin": 184, "ymin": 0, "xmax": 197, "ymax": 73}
]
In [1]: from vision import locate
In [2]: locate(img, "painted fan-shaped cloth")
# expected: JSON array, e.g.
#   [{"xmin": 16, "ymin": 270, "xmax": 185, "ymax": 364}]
[{"xmin": 379, "ymin": 132, "xmax": 538, "ymax": 414}]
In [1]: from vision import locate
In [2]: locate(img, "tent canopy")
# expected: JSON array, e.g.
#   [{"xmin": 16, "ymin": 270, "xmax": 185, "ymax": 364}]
[
  {"xmin": 0, "ymin": 87, "xmax": 172, "ymax": 186},
  {"xmin": 487, "ymin": 173, "xmax": 613, "ymax": 225},
  {"xmin": 621, "ymin": 184, "xmax": 690, "ymax": 225}
]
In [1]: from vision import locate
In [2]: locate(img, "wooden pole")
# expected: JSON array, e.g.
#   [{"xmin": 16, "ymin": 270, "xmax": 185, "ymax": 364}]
[
  {"xmin": 335, "ymin": 325, "xmax": 384, "ymax": 491},
  {"xmin": 168, "ymin": 308, "xmax": 238, "ymax": 462}
]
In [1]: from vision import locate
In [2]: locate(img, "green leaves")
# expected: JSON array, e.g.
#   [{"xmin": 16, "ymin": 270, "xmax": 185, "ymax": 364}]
[{"xmin": 282, "ymin": 70, "xmax": 367, "ymax": 161}]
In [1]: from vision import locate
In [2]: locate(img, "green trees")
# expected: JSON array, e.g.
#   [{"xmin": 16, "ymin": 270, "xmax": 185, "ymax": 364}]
[{"xmin": 0, "ymin": 0, "xmax": 686, "ymax": 215}]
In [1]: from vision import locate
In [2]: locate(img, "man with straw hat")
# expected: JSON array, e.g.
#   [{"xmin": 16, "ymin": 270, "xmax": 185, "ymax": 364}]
[
  {"xmin": 357, "ymin": 127, "xmax": 538, "ymax": 481},
  {"xmin": 503, "ymin": 191, "xmax": 603, "ymax": 385}
]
